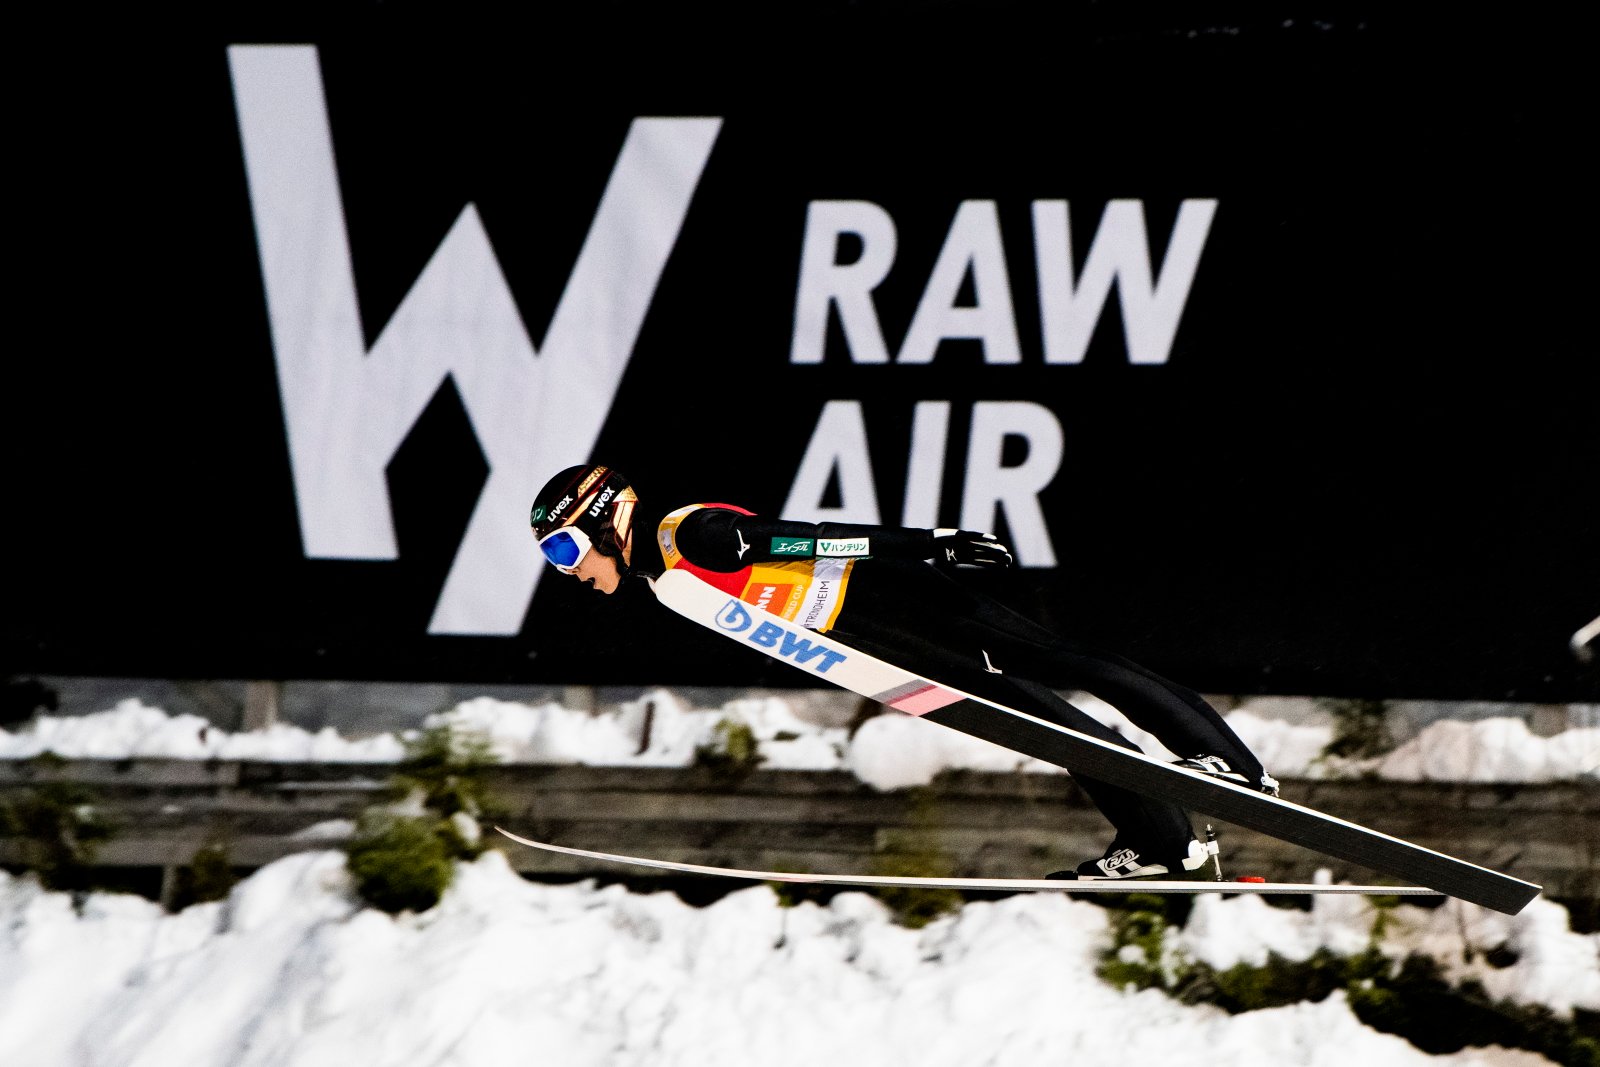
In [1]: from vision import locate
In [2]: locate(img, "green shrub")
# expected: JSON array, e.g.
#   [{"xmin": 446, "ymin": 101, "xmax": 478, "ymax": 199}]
[
  {"xmin": 869, "ymin": 849, "xmax": 965, "ymax": 929},
  {"xmin": 693, "ymin": 718, "xmax": 764, "ymax": 781},
  {"xmin": 391, "ymin": 722, "xmax": 503, "ymax": 836},
  {"xmin": 1095, "ymin": 897, "xmax": 1598, "ymax": 1067},
  {"xmin": 1317, "ymin": 697, "xmax": 1396, "ymax": 761},
  {"xmin": 1096, "ymin": 893, "xmax": 1175, "ymax": 990},
  {"xmin": 167, "ymin": 842, "xmax": 241, "ymax": 909},
  {"xmin": 346, "ymin": 813, "xmax": 456, "ymax": 914},
  {"xmin": 341, "ymin": 721, "xmax": 504, "ymax": 913},
  {"xmin": 767, "ymin": 880, "xmax": 805, "ymax": 908},
  {"xmin": 1345, "ymin": 956, "xmax": 1599, "ymax": 1066},
  {"xmin": 0, "ymin": 778, "xmax": 117, "ymax": 892},
  {"xmin": 869, "ymin": 787, "xmax": 963, "ymax": 929}
]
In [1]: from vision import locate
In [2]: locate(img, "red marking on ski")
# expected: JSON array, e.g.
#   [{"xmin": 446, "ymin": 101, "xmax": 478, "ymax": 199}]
[{"xmin": 875, "ymin": 681, "xmax": 961, "ymax": 716}]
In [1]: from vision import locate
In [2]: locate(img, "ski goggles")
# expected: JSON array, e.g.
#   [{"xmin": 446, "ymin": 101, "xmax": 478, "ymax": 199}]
[{"xmin": 537, "ymin": 526, "xmax": 593, "ymax": 573}]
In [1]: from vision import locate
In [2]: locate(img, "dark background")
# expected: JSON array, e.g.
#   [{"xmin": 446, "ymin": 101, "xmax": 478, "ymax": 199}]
[{"xmin": 10, "ymin": 3, "xmax": 1596, "ymax": 702}]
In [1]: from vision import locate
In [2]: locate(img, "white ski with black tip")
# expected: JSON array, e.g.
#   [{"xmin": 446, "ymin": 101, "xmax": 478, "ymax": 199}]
[
  {"xmin": 494, "ymin": 828, "xmax": 1442, "ymax": 898},
  {"xmin": 647, "ymin": 570, "xmax": 1542, "ymax": 915}
]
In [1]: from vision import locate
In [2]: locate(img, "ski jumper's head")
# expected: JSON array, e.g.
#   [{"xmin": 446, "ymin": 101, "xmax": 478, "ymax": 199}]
[{"xmin": 530, "ymin": 464, "xmax": 639, "ymax": 594}]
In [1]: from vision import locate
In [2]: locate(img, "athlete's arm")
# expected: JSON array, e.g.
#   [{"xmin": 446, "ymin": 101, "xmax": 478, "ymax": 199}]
[{"xmin": 675, "ymin": 507, "xmax": 1011, "ymax": 571}]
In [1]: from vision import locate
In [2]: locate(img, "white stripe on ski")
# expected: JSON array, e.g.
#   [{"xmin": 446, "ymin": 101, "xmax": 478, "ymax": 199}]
[{"xmin": 495, "ymin": 828, "xmax": 1441, "ymax": 897}]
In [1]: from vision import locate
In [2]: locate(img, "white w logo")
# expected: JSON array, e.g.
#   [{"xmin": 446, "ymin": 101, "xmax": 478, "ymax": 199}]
[{"xmin": 228, "ymin": 45, "xmax": 720, "ymax": 634}]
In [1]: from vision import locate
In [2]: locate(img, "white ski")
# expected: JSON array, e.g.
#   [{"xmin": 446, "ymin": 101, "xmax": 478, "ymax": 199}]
[
  {"xmin": 646, "ymin": 569, "xmax": 1541, "ymax": 914},
  {"xmin": 495, "ymin": 828, "xmax": 1442, "ymax": 898}
]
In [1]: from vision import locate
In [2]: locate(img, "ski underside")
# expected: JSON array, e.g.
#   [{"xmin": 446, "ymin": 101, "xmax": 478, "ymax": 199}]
[
  {"xmin": 495, "ymin": 828, "xmax": 1444, "ymax": 898},
  {"xmin": 519, "ymin": 570, "xmax": 1539, "ymax": 913}
]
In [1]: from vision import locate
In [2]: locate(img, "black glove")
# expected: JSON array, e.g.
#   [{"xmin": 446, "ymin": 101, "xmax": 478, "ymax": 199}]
[{"xmin": 931, "ymin": 529, "xmax": 1014, "ymax": 568}]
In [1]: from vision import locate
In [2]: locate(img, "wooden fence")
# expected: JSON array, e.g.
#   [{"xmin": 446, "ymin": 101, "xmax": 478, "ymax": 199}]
[{"xmin": 1, "ymin": 758, "xmax": 1595, "ymax": 909}]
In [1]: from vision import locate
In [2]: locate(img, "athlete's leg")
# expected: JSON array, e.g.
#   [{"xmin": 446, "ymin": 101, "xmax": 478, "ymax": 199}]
[
  {"xmin": 961, "ymin": 600, "xmax": 1267, "ymax": 784},
  {"xmin": 830, "ymin": 624, "xmax": 1200, "ymax": 869},
  {"xmin": 986, "ymin": 674, "xmax": 1199, "ymax": 868}
]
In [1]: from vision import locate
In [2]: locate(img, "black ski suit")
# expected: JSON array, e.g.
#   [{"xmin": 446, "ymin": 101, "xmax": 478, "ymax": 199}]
[{"xmin": 647, "ymin": 503, "xmax": 1268, "ymax": 870}]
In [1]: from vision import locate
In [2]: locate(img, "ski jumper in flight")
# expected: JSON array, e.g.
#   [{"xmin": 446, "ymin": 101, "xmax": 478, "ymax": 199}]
[{"xmin": 529, "ymin": 463, "xmax": 1279, "ymax": 880}]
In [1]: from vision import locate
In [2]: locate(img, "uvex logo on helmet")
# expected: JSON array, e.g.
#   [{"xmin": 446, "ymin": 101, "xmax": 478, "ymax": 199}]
[
  {"xmin": 541, "ymin": 493, "xmax": 576, "ymax": 527},
  {"xmin": 589, "ymin": 485, "xmax": 617, "ymax": 518},
  {"xmin": 530, "ymin": 464, "xmax": 638, "ymax": 558}
]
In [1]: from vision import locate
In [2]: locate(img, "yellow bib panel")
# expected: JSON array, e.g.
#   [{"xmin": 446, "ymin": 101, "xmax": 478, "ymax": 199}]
[{"xmin": 656, "ymin": 504, "xmax": 855, "ymax": 631}]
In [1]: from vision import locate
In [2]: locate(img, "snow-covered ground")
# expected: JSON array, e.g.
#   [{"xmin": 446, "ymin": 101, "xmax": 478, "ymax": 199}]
[
  {"xmin": 3, "ymin": 689, "xmax": 1597, "ymax": 790},
  {"xmin": 0, "ymin": 690, "xmax": 1596, "ymax": 1067}
]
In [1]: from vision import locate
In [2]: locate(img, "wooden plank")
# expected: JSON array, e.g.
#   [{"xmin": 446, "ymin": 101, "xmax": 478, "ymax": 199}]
[
  {"xmin": 0, "ymin": 760, "xmax": 1593, "ymax": 905},
  {"xmin": 0, "ymin": 758, "xmax": 242, "ymax": 787}
]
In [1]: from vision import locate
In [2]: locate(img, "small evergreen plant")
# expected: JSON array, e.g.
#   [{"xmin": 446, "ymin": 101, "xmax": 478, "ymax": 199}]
[
  {"xmin": 1318, "ymin": 697, "xmax": 1396, "ymax": 761},
  {"xmin": 693, "ymin": 717, "xmax": 764, "ymax": 781},
  {"xmin": 170, "ymin": 842, "xmax": 241, "ymax": 910},
  {"xmin": 343, "ymin": 721, "xmax": 503, "ymax": 914},
  {"xmin": 1095, "ymin": 894, "xmax": 1598, "ymax": 1066},
  {"xmin": 346, "ymin": 812, "xmax": 457, "ymax": 914},
  {"xmin": 870, "ymin": 786, "xmax": 964, "ymax": 928},
  {"xmin": 0, "ymin": 765, "xmax": 117, "ymax": 893}
]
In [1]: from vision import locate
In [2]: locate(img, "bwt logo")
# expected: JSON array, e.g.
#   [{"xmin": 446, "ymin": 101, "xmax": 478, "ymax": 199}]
[{"xmin": 712, "ymin": 600, "xmax": 848, "ymax": 675}]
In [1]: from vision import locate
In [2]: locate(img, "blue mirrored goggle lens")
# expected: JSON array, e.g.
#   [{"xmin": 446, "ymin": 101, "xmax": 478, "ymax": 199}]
[{"xmin": 540, "ymin": 529, "xmax": 586, "ymax": 568}]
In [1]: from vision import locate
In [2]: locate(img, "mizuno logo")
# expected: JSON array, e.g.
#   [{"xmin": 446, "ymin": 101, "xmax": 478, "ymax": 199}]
[
  {"xmin": 712, "ymin": 598, "xmax": 847, "ymax": 675},
  {"xmin": 735, "ymin": 528, "xmax": 751, "ymax": 559}
]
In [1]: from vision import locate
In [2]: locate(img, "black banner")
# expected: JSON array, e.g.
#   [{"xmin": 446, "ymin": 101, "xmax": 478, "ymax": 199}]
[{"xmin": 11, "ymin": 4, "xmax": 1597, "ymax": 701}]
